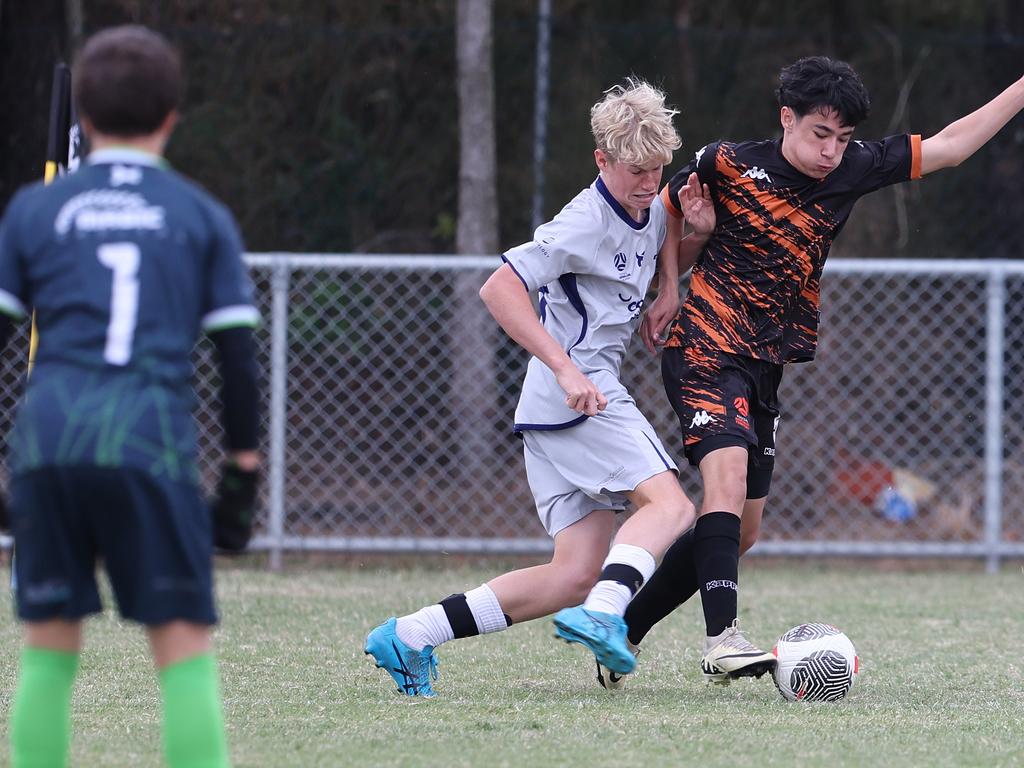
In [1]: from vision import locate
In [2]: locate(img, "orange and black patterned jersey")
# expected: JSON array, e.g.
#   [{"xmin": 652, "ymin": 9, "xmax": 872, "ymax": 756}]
[{"xmin": 661, "ymin": 135, "xmax": 922, "ymax": 363}]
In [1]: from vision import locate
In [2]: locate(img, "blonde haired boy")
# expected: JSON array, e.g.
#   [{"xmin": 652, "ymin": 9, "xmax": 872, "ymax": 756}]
[{"xmin": 365, "ymin": 79, "xmax": 695, "ymax": 696}]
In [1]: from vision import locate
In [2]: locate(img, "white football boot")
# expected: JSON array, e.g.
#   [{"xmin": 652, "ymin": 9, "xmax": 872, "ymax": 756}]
[
  {"xmin": 595, "ymin": 639, "xmax": 641, "ymax": 690},
  {"xmin": 700, "ymin": 619, "xmax": 777, "ymax": 685}
]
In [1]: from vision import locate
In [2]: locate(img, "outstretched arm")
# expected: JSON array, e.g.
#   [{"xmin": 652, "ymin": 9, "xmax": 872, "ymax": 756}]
[
  {"xmin": 480, "ymin": 264, "xmax": 607, "ymax": 415},
  {"xmin": 920, "ymin": 74, "xmax": 1024, "ymax": 176}
]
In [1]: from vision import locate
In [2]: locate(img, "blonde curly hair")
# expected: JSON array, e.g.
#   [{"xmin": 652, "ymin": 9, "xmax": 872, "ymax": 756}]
[{"xmin": 590, "ymin": 77, "xmax": 681, "ymax": 167}]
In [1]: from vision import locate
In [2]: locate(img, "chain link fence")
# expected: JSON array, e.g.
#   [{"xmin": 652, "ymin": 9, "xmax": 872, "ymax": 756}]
[{"xmin": 2, "ymin": 254, "xmax": 1023, "ymax": 569}]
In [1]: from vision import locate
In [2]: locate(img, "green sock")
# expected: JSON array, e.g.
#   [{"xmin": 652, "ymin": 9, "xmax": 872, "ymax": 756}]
[
  {"xmin": 159, "ymin": 653, "xmax": 229, "ymax": 768},
  {"xmin": 10, "ymin": 646, "xmax": 79, "ymax": 768}
]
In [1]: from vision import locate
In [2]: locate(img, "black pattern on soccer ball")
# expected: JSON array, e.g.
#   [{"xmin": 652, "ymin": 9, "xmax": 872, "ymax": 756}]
[
  {"xmin": 780, "ymin": 623, "xmax": 841, "ymax": 642},
  {"xmin": 788, "ymin": 650, "xmax": 852, "ymax": 701}
]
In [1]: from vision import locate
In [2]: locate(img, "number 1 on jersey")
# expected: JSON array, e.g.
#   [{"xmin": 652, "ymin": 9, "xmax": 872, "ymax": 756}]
[{"xmin": 97, "ymin": 242, "xmax": 140, "ymax": 365}]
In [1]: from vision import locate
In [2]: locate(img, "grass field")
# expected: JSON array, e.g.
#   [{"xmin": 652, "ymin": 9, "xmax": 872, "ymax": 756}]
[{"xmin": 1, "ymin": 558, "xmax": 1023, "ymax": 767}]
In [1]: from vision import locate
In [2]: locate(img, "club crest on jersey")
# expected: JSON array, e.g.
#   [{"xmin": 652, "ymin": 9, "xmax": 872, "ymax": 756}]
[
  {"xmin": 55, "ymin": 190, "xmax": 165, "ymax": 235},
  {"xmin": 635, "ymin": 250, "xmax": 645, "ymax": 268}
]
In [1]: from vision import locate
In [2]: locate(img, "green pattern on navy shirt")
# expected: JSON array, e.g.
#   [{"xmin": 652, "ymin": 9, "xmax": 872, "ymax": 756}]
[{"xmin": 0, "ymin": 148, "xmax": 259, "ymax": 481}]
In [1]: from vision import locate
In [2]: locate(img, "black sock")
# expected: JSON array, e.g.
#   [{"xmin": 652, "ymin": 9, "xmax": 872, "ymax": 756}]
[
  {"xmin": 693, "ymin": 511, "xmax": 741, "ymax": 637},
  {"xmin": 623, "ymin": 527, "xmax": 698, "ymax": 645},
  {"xmin": 599, "ymin": 563, "xmax": 645, "ymax": 595},
  {"xmin": 439, "ymin": 593, "xmax": 479, "ymax": 639}
]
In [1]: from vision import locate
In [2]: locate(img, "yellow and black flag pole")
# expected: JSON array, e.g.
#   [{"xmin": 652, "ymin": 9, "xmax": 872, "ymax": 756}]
[
  {"xmin": 43, "ymin": 63, "xmax": 71, "ymax": 182},
  {"xmin": 32, "ymin": 63, "xmax": 74, "ymax": 372}
]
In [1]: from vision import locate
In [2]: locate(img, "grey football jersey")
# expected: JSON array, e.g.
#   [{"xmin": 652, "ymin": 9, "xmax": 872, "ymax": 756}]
[{"xmin": 502, "ymin": 176, "xmax": 667, "ymax": 431}]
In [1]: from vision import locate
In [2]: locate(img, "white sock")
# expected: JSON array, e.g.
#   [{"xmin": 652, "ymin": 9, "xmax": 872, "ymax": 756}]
[
  {"xmin": 464, "ymin": 584, "xmax": 508, "ymax": 635},
  {"xmin": 393, "ymin": 584, "xmax": 509, "ymax": 651},
  {"xmin": 395, "ymin": 605, "xmax": 453, "ymax": 651},
  {"xmin": 583, "ymin": 581, "xmax": 633, "ymax": 616},
  {"xmin": 583, "ymin": 544, "xmax": 657, "ymax": 616}
]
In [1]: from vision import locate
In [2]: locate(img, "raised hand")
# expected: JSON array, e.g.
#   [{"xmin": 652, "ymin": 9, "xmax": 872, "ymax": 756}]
[{"xmin": 677, "ymin": 172, "xmax": 715, "ymax": 236}]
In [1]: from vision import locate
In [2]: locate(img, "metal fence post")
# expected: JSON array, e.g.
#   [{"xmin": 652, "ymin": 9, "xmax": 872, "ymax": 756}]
[
  {"xmin": 267, "ymin": 259, "xmax": 290, "ymax": 570},
  {"xmin": 983, "ymin": 263, "xmax": 1006, "ymax": 574}
]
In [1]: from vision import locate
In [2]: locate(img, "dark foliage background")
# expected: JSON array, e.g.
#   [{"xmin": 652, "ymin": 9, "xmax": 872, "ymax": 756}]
[{"xmin": 2, "ymin": 0, "xmax": 1022, "ymax": 258}]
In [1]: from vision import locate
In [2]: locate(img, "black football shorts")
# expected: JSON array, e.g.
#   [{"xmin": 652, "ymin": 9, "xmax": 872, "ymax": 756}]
[{"xmin": 662, "ymin": 344, "xmax": 783, "ymax": 498}]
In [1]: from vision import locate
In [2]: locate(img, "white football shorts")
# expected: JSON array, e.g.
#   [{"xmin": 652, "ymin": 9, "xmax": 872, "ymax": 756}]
[{"xmin": 521, "ymin": 396, "xmax": 678, "ymax": 537}]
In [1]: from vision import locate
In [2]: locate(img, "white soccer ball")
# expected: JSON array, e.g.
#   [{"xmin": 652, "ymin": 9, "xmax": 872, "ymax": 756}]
[{"xmin": 771, "ymin": 623, "xmax": 859, "ymax": 702}]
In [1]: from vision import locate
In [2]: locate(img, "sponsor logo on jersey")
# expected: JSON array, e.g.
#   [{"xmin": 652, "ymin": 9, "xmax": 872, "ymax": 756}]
[
  {"xmin": 763, "ymin": 447, "xmax": 776, "ymax": 456},
  {"xmin": 740, "ymin": 166, "xmax": 773, "ymax": 183},
  {"xmin": 690, "ymin": 410, "xmax": 712, "ymax": 428},
  {"xmin": 618, "ymin": 292, "xmax": 644, "ymax": 320},
  {"xmin": 55, "ymin": 190, "xmax": 165, "ymax": 235}
]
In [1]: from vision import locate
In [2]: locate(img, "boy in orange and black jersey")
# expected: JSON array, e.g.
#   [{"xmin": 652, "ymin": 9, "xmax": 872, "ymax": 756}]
[{"xmin": 603, "ymin": 55, "xmax": 1024, "ymax": 689}]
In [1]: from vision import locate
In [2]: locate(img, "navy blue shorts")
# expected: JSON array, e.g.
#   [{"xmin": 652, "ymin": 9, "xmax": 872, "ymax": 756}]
[{"xmin": 9, "ymin": 466, "xmax": 217, "ymax": 626}]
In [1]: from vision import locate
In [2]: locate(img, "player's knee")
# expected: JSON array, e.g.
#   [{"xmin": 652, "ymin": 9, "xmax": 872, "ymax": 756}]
[
  {"xmin": 667, "ymin": 496, "xmax": 697, "ymax": 538},
  {"xmin": 556, "ymin": 561, "xmax": 603, "ymax": 604},
  {"xmin": 703, "ymin": 476, "xmax": 747, "ymax": 513}
]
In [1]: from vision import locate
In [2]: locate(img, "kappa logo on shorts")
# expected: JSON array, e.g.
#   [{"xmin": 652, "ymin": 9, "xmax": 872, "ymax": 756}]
[{"xmin": 690, "ymin": 410, "xmax": 713, "ymax": 428}]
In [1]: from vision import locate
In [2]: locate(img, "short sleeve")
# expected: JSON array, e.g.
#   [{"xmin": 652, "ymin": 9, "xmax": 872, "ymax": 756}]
[
  {"xmin": 844, "ymin": 134, "xmax": 922, "ymax": 195},
  {"xmin": 502, "ymin": 204, "xmax": 602, "ymax": 293},
  {"xmin": 0, "ymin": 191, "xmax": 30, "ymax": 321},
  {"xmin": 660, "ymin": 142, "xmax": 719, "ymax": 218},
  {"xmin": 200, "ymin": 201, "xmax": 260, "ymax": 333}
]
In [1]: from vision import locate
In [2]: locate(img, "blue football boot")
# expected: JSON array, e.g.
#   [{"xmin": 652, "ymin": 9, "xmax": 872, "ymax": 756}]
[
  {"xmin": 553, "ymin": 606, "xmax": 637, "ymax": 676},
  {"xmin": 364, "ymin": 617, "xmax": 439, "ymax": 697}
]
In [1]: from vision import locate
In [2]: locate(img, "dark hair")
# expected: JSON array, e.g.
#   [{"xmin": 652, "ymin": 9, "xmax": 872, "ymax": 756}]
[
  {"xmin": 776, "ymin": 56, "xmax": 870, "ymax": 127},
  {"xmin": 73, "ymin": 25, "xmax": 181, "ymax": 136}
]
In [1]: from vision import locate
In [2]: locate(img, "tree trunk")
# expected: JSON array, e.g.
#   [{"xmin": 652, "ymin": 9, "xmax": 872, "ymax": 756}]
[{"xmin": 453, "ymin": 0, "xmax": 499, "ymax": 485}]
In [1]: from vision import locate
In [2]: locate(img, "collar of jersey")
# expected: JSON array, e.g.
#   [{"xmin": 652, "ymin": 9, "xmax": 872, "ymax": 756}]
[
  {"xmin": 87, "ymin": 147, "xmax": 168, "ymax": 169},
  {"xmin": 595, "ymin": 176, "xmax": 650, "ymax": 230}
]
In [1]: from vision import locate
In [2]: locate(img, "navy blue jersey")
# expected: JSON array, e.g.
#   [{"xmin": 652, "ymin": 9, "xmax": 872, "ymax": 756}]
[{"xmin": 0, "ymin": 148, "xmax": 259, "ymax": 481}]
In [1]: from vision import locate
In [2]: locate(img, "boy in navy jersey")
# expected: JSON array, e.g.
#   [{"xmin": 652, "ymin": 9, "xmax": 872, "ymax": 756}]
[
  {"xmin": 0, "ymin": 26, "xmax": 260, "ymax": 766},
  {"xmin": 365, "ymin": 80, "xmax": 696, "ymax": 697},
  {"xmin": 600, "ymin": 56, "xmax": 1024, "ymax": 689}
]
